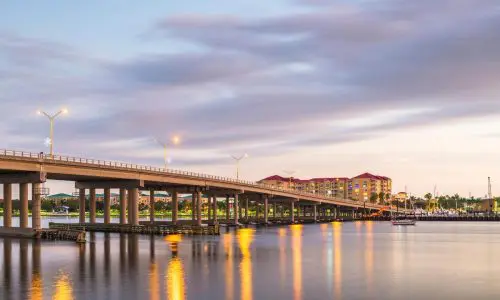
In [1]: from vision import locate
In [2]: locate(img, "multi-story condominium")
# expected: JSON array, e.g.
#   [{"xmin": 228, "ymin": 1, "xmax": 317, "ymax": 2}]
[
  {"xmin": 258, "ymin": 175, "xmax": 380, "ymax": 200},
  {"xmin": 348, "ymin": 173, "xmax": 392, "ymax": 203}
]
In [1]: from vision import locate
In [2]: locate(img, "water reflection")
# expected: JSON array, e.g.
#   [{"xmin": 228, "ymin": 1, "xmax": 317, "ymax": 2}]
[
  {"xmin": 166, "ymin": 257, "xmax": 187, "ymax": 300},
  {"xmin": 365, "ymin": 221, "xmax": 374, "ymax": 293},
  {"xmin": 291, "ymin": 225, "xmax": 303, "ymax": 300},
  {"xmin": 223, "ymin": 233, "xmax": 234, "ymax": 300},
  {"xmin": 52, "ymin": 271, "xmax": 74, "ymax": 300},
  {"xmin": 237, "ymin": 228, "xmax": 255, "ymax": 300},
  {"xmin": 278, "ymin": 228, "xmax": 287, "ymax": 289},
  {"xmin": 333, "ymin": 222, "xmax": 342, "ymax": 299},
  {"xmin": 31, "ymin": 240, "xmax": 43, "ymax": 300}
]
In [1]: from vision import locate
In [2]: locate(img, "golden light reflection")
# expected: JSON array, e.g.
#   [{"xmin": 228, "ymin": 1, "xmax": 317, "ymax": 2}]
[
  {"xmin": 365, "ymin": 221, "xmax": 374, "ymax": 292},
  {"xmin": 278, "ymin": 228, "xmax": 287, "ymax": 289},
  {"xmin": 52, "ymin": 271, "xmax": 74, "ymax": 300},
  {"xmin": 166, "ymin": 257, "xmax": 186, "ymax": 300},
  {"xmin": 30, "ymin": 273, "xmax": 43, "ymax": 300},
  {"xmin": 333, "ymin": 222, "xmax": 342, "ymax": 299},
  {"xmin": 149, "ymin": 262, "xmax": 160, "ymax": 300},
  {"xmin": 320, "ymin": 223, "xmax": 328, "ymax": 240},
  {"xmin": 223, "ymin": 233, "xmax": 234, "ymax": 300},
  {"xmin": 238, "ymin": 228, "xmax": 255, "ymax": 300},
  {"xmin": 165, "ymin": 234, "xmax": 183, "ymax": 255},
  {"xmin": 290, "ymin": 224, "xmax": 303, "ymax": 300}
]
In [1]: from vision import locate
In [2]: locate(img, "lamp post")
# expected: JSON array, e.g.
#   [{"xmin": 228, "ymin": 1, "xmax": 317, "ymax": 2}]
[
  {"xmin": 231, "ymin": 154, "xmax": 248, "ymax": 180},
  {"xmin": 283, "ymin": 170, "xmax": 296, "ymax": 190},
  {"xmin": 155, "ymin": 136, "xmax": 180, "ymax": 170},
  {"xmin": 37, "ymin": 108, "xmax": 68, "ymax": 157}
]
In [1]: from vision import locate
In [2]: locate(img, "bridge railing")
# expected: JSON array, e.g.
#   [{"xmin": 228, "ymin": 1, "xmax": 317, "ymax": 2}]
[{"xmin": 0, "ymin": 149, "xmax": 388, "ymax": 209}]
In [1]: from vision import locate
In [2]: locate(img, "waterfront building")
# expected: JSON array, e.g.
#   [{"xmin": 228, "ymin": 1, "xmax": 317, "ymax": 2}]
[
  {"xmin": 348, "ymin": 173, "xmax": 392, "ymax": 203},
  {"xmin": 258, "ymin": 173, "xmax": 390, "ymax": 201}
]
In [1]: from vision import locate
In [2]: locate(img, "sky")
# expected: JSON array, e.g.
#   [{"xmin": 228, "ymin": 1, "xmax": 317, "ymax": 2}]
[{"xmin": 1, "ymin": 0, "xmax": 499, "ymax": 198}]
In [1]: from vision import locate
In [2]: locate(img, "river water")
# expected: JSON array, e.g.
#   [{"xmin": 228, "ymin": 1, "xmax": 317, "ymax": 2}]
[{"xmin": 1, "ymin": 218, "xmax": 500, "ymax": 300}]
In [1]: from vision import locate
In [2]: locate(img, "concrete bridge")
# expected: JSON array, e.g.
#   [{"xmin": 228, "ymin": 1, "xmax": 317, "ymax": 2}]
[{"xmin": 0, "ymin": 149, "xmax": 402, "ymax": 232}]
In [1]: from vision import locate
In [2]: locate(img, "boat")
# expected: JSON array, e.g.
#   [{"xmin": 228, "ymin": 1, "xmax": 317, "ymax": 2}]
[{"xmin": 391, "ymin": 218, "xmax": 416, "ymax": 225}]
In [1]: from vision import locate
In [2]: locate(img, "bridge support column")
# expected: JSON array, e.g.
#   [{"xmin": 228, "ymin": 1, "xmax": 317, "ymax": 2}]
[
  {"xmin": 104, "ymin": 188, "xmax": 111, "ymax": 224},
  {"xmin": 280, "ymin": 204, "xmax": 284, "ymax": 218},
  {"xmin": 264, "ymin": 195, "xmax": 269, "ymax": 224},
  {"xmin": 172, "ymin": 191, "xmax": 178, "ymax": 225},
  {"xmin": 196, "ymin": 191, "xmax": 202, "ymax": 226},
  {"xmin": 128, "ymin": 188, "xmax": 139, "ymax": 225},
  {"xmin": 233, "ymin": 194, "xmax": 239, "ymax": 225},
  {"xmin": 212, "ymin": 196, "xmax": 218, "ymax": 224},
  {"xmin": 273, "ymin": 203, "xmax": 277, "ymax": 220},
  {"xmin": 79, "ymin": 188, "xmax": 86, "ymax": 223},
  {"xmin": 149, "ymin": 189, "xmax": 155, "ymax": 224},
  {"xmin": 19, "ymin": 183, "xmax": 29, "ymax": 228},
  {"xmin": 245, "ymin": 198, "xmax": 249, "ymax": 221},
  {"xmin": 290, "ymin": 201, "xmax": 295, "ymax": 223},
  {"xmin": 207, "ymin": 195, "xmax": 212, "ymax": 221},
  {"xmin": 191, "ymin": 193, "xmax": 196, "ymax": 222},
  {"xmin": 89, "ymin": 188, "xmax": 96, "ymax": 224},
  {"xmin": 3, "ymin": 183, "xmax": 12, "ymax": 227},
  {"xmin": 32, "ymin": 183, "xmax": 41, "ymax": 230},
  {"xmin": 297, "ymin": 205, "xmax": 301, "ymax": 220},
  {"xmin": 225, "ymin": 195, "xmax": 230, "ymax": 222},
  {"xmin": 255, "ymin": 202, "xmax": 260, "ymax": 222},
  {"xmin": 313, "ymin": 205, "xmax": 317, "ymax": 222},
  {"xmin": 119, "ymin": 188, "xmax": 127, "ymax": 224}
]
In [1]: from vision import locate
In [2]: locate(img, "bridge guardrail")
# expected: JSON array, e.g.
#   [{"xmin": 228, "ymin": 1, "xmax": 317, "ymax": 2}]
[{"xmin": 0, "ymin": 149, "xmax": 393, "ymax": 210}]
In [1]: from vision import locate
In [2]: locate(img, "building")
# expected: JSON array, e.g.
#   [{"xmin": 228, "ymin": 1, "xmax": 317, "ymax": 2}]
[
  {"xmin": 258, "ymin": 173, "xmax": 390, "ymax": 201},
  {"xmin": 348, "ymin": 173, "xmax": 392, "ymax": 203}
]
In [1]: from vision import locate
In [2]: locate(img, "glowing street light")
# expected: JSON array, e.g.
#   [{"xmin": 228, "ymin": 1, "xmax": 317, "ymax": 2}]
[
  {"xmin": 155, "ymin": 136, "xmax": 180, "ymax": 169},
  {"xmin": 231, "ymin": 153, "xmax": 248, "ymax": 180},
  {"xmin": 37, "ymin": 108, "xmax": 68, "ymax": 157}
]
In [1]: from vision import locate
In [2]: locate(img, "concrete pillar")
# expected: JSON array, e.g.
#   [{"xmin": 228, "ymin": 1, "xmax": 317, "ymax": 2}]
[
  {"xmin": 172, "ymin": 191, "xmax": 178, "ymax": 225},
  {"xmin": 104, "ymin": 188, "xmax": 111, "ymax": 224},
  {"xmin": 313, "ymin": 205, "xmax": 317, "ymax": 222},
  {"xmin": 225, "ymin": 195, "xmax": 230, "ymax": 222},
  {"xmin": 149, "ymin": 189, "xmax": 155, "ymax": 224},
  {"xmin": 334, "ymin": 206, "xmax": 338, "ymax": 219},
  {"xmin": 191, "ymin": 193, "xmax": 196, "ymax": 222},
  {"xmin": 119, "ymin": 188, "xmax": 127, "ymax": 225},
  {"xmin": 207, "ymin": 195, "xmax": 212, "ymax": 221},
  {"xmin": 290, "ymin": 200, "xmax": 295, "ymax": 223},
  {"xmin": 79, "ymin": 188, "xmax": 86, "ymax": 223},
  {"xmin": 89, "ymin": 188, "xmax": 96, "ymax": 224},
  {"xmin": 196, "ymin": 191, "xmax": 202, "ymax": 226},
  {"xmin": 233, "ymin": 194, "xmax": 239, "ymax": 225},
  {"xmin": 256, "ymin": 202, "xmax": 260, "ymax": 221},
  {"xmin": 273, "ymin": 203, "xmax": 277, "ymax": 219},
  {"xmin": 128, "ymin": 188, "xmax": 139, "ymax": 225},
  {"xmin": 32, "ymin": 183, "xmax": 42, "ymax": 230},
  {"xmin": 212, "ymin": 196, "xmax": 218, "ymax": 223},
  {"xmin": 280, "ymin": 204, "xmax": 284, "ymax": 218},
  {"xmin": 19, "ymin": 183, "xmax": 29, "ymax": 228},
  {"xmin": 297, "ymin": 204, "xmax": 301, "ymax": 220},
  {"xmin": 245, "ymin": 198, "xmax": 249, "ymax": 220},
  {"xmin": 238, "ymin": 198, "xmax": 242, "ymax": 221},
  {"xmin": 264, "ymin": 195, "xmax": 269, "ymax": 224},
  {"xmin": 3, "ymin": 183, "xmax": 12, "ymax": 227}
]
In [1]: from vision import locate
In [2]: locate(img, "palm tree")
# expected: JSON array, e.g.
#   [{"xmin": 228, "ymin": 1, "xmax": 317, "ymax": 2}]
[
  {"xmin": 370, "ymin": 192, "xmax": 378, "ymax": 204},
  {"xmin": 424, "ymin": 193, "xmax": 433, "ymax": 201},
  {"xmin": 378, "ymin": 192, "xmax": 385, "ymax": 204}
]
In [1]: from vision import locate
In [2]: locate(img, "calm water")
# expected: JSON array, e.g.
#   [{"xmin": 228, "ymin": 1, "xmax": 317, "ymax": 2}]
[{"xmin": 1, "ymin": 218, "xmax": 500, "ymax": 300}]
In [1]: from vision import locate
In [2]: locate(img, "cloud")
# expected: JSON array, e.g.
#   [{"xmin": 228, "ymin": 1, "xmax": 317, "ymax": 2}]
[{"xmin": 2, "ymin": 1, "xmax": 500, "ymax": 176}]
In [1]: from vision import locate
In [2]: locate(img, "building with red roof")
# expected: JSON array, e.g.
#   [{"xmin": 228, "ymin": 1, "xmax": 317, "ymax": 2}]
[{"xmin": 258, "ymin": 173, "xmax": 391, "ymax": 200}]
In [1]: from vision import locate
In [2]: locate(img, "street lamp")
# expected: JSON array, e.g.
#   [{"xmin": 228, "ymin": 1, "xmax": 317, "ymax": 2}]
[
  {"xmin": 283, "ymin": 170, "xmax": 296, "ymax": 190},
  {"xmin": 155, "ymin": 136, "xmax": 180, "ymax": 169},
  {"xmin": 231, "ymin": 153, "xmax": 248, "ymax": 180},
  {"xmin": 37, "ymin": 108, "xmax": 68, "ymax": 157}
]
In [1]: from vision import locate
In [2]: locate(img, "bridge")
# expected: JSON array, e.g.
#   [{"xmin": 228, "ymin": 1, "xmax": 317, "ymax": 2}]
[{"xmin": 0, "ymin": 149, "xmax": 402, "ymax": 232}]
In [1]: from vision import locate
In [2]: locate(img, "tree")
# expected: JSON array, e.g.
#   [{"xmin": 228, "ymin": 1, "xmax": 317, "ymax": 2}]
[
  {"xmin": 378, "ymin": 192, "xmax": 385, "ymax": 204},
  {"xmin": 424, "ymin": 193, "xmax": 433, "ymax": 201},
  {"xmin": 370, "ymin": 193, "xmax": 378, "ymax": 203}
]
